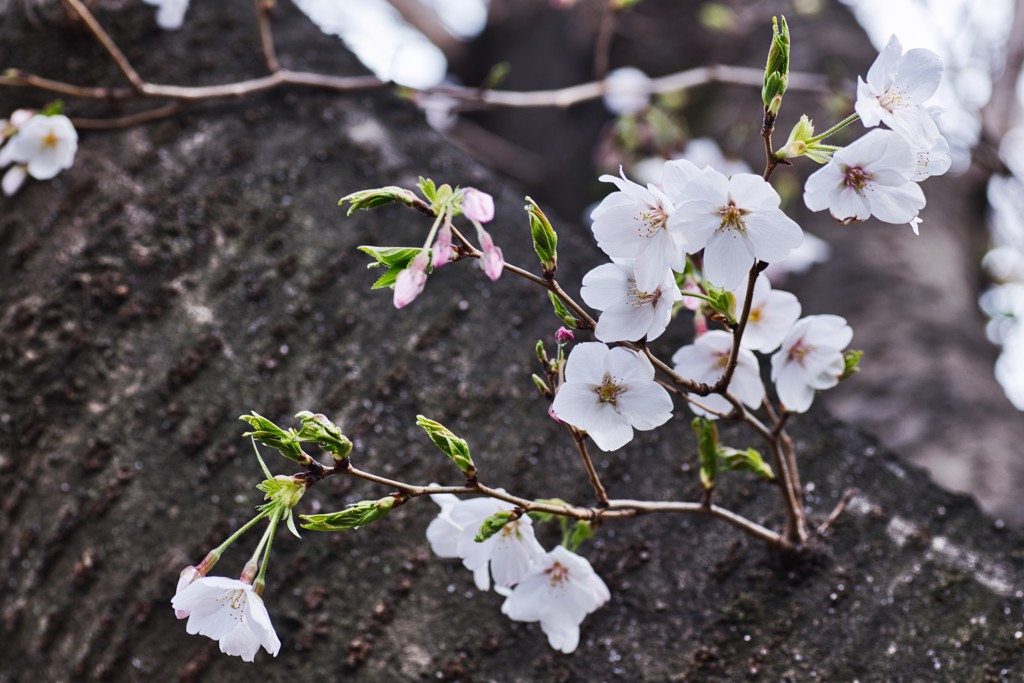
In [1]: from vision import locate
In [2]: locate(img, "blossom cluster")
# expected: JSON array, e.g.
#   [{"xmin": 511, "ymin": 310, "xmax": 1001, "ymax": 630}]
[
  {"xmin": 803, "ymin": 35, "xmax": 950, "ymax": 233},
  {"xmin": 0, "ymin": 111, "xmax": 78, "ymax": 197},
  {"xmin": 427, "ymin": 493, "xmax": 609, "ymax": 653}
]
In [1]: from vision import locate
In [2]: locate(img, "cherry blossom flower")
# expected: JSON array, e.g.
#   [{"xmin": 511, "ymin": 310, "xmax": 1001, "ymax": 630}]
[
  {"xmin": 171, "ymin": 576, "xmax": 281, "ymax": 662},
  {"xmin": 803, "ymin": 129, "xmax": 925, "ymax": 231},
  {"xmin": 671, "ymin": 169, "xmax": 803, "ymax": 290},
  {"xmin": 173, "ymin": 566, "xmax": 202, "ymax": 619},
  {"xmin": 393, "ymin": 252, "xmax": 429, "ymax": 308},
  {"xmin": 461, "ymin": 188, "xmax": 494, "ymax": 223},
  {"xmin": 855, "ymin": 35, "xmax": 943, "ymax": 146},
  {"xmin": 550, "ymin": 343, "xmax": 673, "ymax": 451},
  {"xmin": 143, "ymin": 0, "xmax": 190, "ymax": 30},
  {"xmin": 426, "ymin": 493, "xmax": 544, "ymax": 590},
  {"xmin": 590, "ymin": 164, "xmax": 696, "ymax": 291},
  {"xmin": 770, "ymin": 315, "xmax": 853, "ymax": 413},
  {"xmin": 580, "ymin": 260, "xmax": 682, "ymax": 342},
  {"xmin": 911, "ymin": 135, "xmax": 951, "ymax": 182},
  {"xmin": 0, "ymin": 114, "xmax": 78, "ymax": 186},
  {"xmin": 602, "ymin": 67, "xmax": 652, "ymax": 116},
  {"xmin": 500, "ymin": 545, "xmax": 610, "ymax": 654},
  {"xmin": 671, "ymin": 331, "xmax": 764, "ymax": 418},
  {"xmin": 733, "ymin": 276, "xmax": 801, "ymax": 353}
]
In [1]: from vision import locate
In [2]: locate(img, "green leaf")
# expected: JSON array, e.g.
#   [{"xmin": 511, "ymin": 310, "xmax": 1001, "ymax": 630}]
[
  {"xmin": 240, "ymin": 412, "xmax": 310, "ymax": 465},
  {"xmin": 338, "ymin": 186, "xmax": 420, "ymax": 216},
  {"xmin": 417, "ymin": 177, "xmax": 438, "ymax": 204},
  {"xmin": 528, "ymin": 498, "xmax": 568, "ymax": 523},
  {"xmin": 357, "ymin": 246, "xmax": 429, "ymax": 290},
  {"xmin": 719, "ymin": 447, "xmax": 775, "ymax": 481},
  {"xmin": 482, "ymin": 61, "xmax": 511, "ymax": 90},
  {"xmin": 41, "ymin": 100, "xmax": 64, "ymax": 116},
  {"xmin": 257, "ymin": 475, "xmax": 307, "ymax": 509},
  {"xmin": 548, "ymin": 292, "xmax": 578, "ymax": 329},
  {"xmin": 692, "ymin": 417, "xmax": 719, "ymax": 490},
  {"xmin": 416, "ymin": 415, "xmax": 477, "ymax": 478},
  {"xmin": 300, "ymin": 497, "xmax": 395, "ymax": 531},
  {"xmin": 295, "ymin": 411, "xmax": 352, "ymax": 460},
  {"xmin": 702, "ymin": 282, "xmax": 737, "ymax": 324},
  {"xmin": 474, "ymin": 510, "xmax": 515, "ymax": 542}
]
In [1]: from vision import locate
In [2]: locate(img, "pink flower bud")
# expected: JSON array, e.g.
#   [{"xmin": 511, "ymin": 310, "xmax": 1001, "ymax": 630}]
[
  {"xmin": 681, "ymin": 280, "xmax": 703, "ymax": 311},
  {"xmin": 173, "ymin": 566, "xmax": 202, "ymax": 619},
  {"xmin": 555, "ymin": 327, "xmax": 574, "ymax": 345},
  {"xmin": 394, "ymin": 253, "xmax": 429, "ymax": 309},
  {"xmin": 9, "ymin": 109, "xmax": 33, "ymax": 129},
  {"xmin": 548, "ymin": 404, "xmax": 562, "ymax": 424},
  {"xmin": 478, "ymin": 229, "xmax": 504, "ymax": 281},
  {"xmin": 462, "ymin": 188, "xmax": 495, "ymax": 224},
  {"xmin": 432, "ymin": 225, "xmax": 454, "ymax": 268}
]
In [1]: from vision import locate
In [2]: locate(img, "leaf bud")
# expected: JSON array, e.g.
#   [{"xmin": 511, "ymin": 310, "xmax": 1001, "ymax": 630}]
[
  {"xmin": 416, "ymin": 415, "xmax": 477, "ymax": 479},
  {"xmin": 525, "ymin": 197, "xmax": 558, "ymax": 276}
]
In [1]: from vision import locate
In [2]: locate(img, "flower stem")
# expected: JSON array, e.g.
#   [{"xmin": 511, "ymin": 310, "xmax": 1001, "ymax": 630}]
[
  {"xmin": 808, "ymin": 112, "xmax": 860, "ymax": 143},
  {"xmin": 211, "ymin": 508, "xmax": 272, "ymax": 558},
  {"xmin": 255, "ymin": 508, "xmax": 282, "ymax": 591}
]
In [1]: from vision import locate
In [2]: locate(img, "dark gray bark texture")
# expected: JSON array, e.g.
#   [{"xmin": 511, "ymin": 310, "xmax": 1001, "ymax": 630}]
[{"xmin": 1, "ymin": 2, "xmax": 1023, "ymax": 682}]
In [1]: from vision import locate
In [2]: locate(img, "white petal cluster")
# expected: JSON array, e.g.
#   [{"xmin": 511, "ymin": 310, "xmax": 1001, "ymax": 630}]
[
  {"xmin": 672, "ymin": 169, "xmax": 803, "ymax": 289},
  {"xmin": 804, "ymin": 130, "xmax": 926, "ymax": 231},
  {"xmin": 500, "ymin": 546, "xmax": 610, "ymax": 654},
  {"xmin": 426, "ymin": 493, "xmax": 544, "ymax": 590},
  {"xmin": 550, "ymin": 342, "xmax": 674, "ymax": 451},
  {"xmin": 0, "ymin": 114, "xmax": 78, "ymax": 196},
  {"xmin": 671, "ymin": 330, "xmax": 764, "ymax": 418},
  {"xmin": 171, "ymin": 577, "xmax": 281, "ymax": 662},
  {"xmin": 735, "ymin": 276, "xmax": 801, "ymax": 353},
  {"xmin": 580, "ymin": 260, "xmax": 682, "ymax": 343},
  {"xmin": 590, "ymin": 162, "xmax": 698, "ymax": 291},
  {"xmin": 770, "ymin": 315, "xmax": 853, "ymax": 413},
  {"xmin": 855, "ymin": 35, "xmax": 943, "ymax": 146}
]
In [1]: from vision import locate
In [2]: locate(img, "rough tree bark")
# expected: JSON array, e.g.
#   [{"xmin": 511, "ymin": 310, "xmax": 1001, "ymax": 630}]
[{"xmin": 1, "ymin": 2, "xmax": 1022, "ymax": 682}]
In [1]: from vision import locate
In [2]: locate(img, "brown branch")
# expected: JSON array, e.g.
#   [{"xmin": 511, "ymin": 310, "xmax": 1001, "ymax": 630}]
[
  {"xmin": 0, "ymin": 70, "xmax": 135, "ymax": 100},
  {"xmin": 593, "ymin": 1, "xmax": 617, "ymax": 80},
  {"xmin": 711, "ymin": 261, "xmax": 764, "ymax": 395},
  {"xmin": 71, "ymin": 102, "xmax": 187, "ymax": 129},
  {"xmin": 569, "ymin": 427, "xmax": 610, "ymax": 507},
  {"xmin": 62, "ymin": 0, "xmax": 146, "ymax": 92},
  {"xmin": 254, "ymin": 0, "xmax": 281, "ymax": 74}
]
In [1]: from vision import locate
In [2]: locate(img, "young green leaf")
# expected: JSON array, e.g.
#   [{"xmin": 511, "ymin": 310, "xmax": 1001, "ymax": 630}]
[
  {"xmin": 719, "ymin": 447, "xmax": 775, "ymax": 481},
  {"xmin": 416, "ymin": 415, "xmax": 477, "ymax": 478},
  {"xmin": 299, "ymin": 497, "xmax": 395, "ymax": 531},
  {"xmin": 474, "ymin": 510, "xmax": 515, "ymax": 542},
  {"xmin": 548, "ymin": 292, "xmax": 578, "ymax": 329},
  {"xmin": 692, "ymin": 417, "xmax": 720, "ymax": 490}
]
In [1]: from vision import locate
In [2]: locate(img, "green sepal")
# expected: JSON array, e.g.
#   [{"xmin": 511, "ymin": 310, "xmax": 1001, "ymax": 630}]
[
  {"xmin": 840, "ymin": 349, "xmax": 864, "ymax": 380},
  {"xmin": 702, "ymin": 282, "xmax": 737, "ymax": 325},
  {"xmin": 565, "ymin": 520, "xmax": 595, "ymax": 552},
  {"xmin": 525, "ymin": 197, "xmax": 558, "ymax": 275},
  {"xmin": 357, "ymin": 246, "xmax": 430, "ymax": 290},
  {"xmin": 692, "ymin": 417, "xmax": 719, "ymax": 490},
  {"xmin": 299, "ymin": 496, "xmax": 395, "ymax": 531},
  {"xmin": 240, "ymin": 412, "xmax": 310, "ymax": 465},
  {"xmin": 41, "ymin": 100, "xmax": 65, "ymax": 116},
  {"xmin": 474, "ymin": 510, "xmax": 515, "ymax": 542},
  {"xmin": 719, "ymin": 447, "xmax": 774, "ymax": 481},
  {"xmin": 528, "ymin": 498, "xmax": 568, "ymax": 523},
  {"xmin": 257, "ymin": 475, "xmax": 307, "ymax": 510},
  {"xmin": 295, "ymin": 410, "xmax": 352, "ymax": 460},
  {"xmin": 416, "ymin": 415, "xmax": 477, "ymax": 478},
  {"xmin": 338, "ymin": 186, "xmax": 420, "ymax": 215},
  {"xmin": 548, "ymin": 292, "xmax": 578, "ymax": 329}
]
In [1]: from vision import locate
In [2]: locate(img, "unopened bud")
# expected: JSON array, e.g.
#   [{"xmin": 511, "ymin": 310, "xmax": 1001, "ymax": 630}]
[
  {"xmin": 338, "ymin": 186, "xmax": 421, "ymax": 216},
  {"xmin": 555, "ymin": 327, "xmax": 574, "ymax": 345},
  {"xmin": 525, "ymin": 197, "xmax": 558, "ymax": 276},
  {"xmin": 762, "ymin": 16, "xmax": 790, "ymax": 115},
  {"xmin": 295, "ymin": 410, "xmax": 352, "ymax": 460},
  {"xmin": 416, "ymin": 415, "xmax": 477, "ymax": 479}
]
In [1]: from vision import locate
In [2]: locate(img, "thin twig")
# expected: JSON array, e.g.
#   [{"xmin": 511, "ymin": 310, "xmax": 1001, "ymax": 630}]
[
  {"xmin": 569, "ymin": 427, "xmax": 610, "ymax": 507},
  {"xmin": 62, "ymin": 0, "xmax": 146, "ymax": 91},
  {"xmin": 816, "ymin": 488, "xmax": 858, "ymax": 536},
  {"xmin": 72, "ymin": 102, "xmax": 186, "ymax": 129},
  {"xmin": 254, "ymin": 0, "xmax": 281, "ymax": 73},
  {"xmin": 711, "ymin": 261, "xmax": 764, "ymax": 395},
  {"xmin": 593, "ymin": 1, "xmax": 617, "ymax": 80}
]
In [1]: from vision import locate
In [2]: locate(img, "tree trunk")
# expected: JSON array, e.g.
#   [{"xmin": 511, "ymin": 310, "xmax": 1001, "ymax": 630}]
[{"xmin": 2, "ymin": 2, "xmax": 1022, "ymax": 681}]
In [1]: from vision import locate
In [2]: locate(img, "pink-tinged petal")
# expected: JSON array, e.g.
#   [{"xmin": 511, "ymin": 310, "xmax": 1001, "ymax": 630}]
[
  {"xmin": 803, "ymin": 164, "xmax": 844, "ymax": 212},
  {"xmin": 775, "ymin": 365, "xmax": 816, "ymax": 413},
  {"xmin": 481, "ymin": 242, "xmax": 504, "ymax": 281},
  {"xmin": 728, "ymin": 173, "xmax": 781, "ymax": 211},
  {"xmin": 866, "ymin": 35, "xmax": 902, "ymax": 91},
  {"xmin": 586, "ymin": 416, "xmax": 633, "ymax": 452},
  {"xmin": 245, "ymin": 595, "xmax": 281, "ymax": 656},
  {"xmin": 461, "ymin": 188, "xmax": 495, "ymax": 223},
  {"xmin": 563, "ymin": 342, "xmax": 608, "ymax": 384},
  {"xmin": 896, "ymin": 48, "xmax": 943, "ymax": 104},
  {"xmin": 830, "ymin": 187, "xmax": 871, "ymax": 223},
  {"xmin": 615, "ymin": 382, "xmax": 673, "ymax": 430},
  {"xmin": 703, "ymin": 228, "xmax": 755, "ymax": 290},
  {"xmin": 855, "ymin": 77, "xmax": 885, "ymax": 128},
  {"xmin": 744, "ymin": 210, "xmax": 803, "ymax": 263},
  {"xmin": 2, "ymin": 165, "xmax": 26, "ymax": 196},
  {"xmin": 550, "ymin": 382, "xmax": 599, "ymax": 429},
  {"xmin": 580, "ymin": 262, "xmax": 629, "ymax": 310},
  {"xmin": 432, "ymin": 226, "xmax": 454, "ymax": 268},
  {"xmin": 393, "ymin": 258, "xmax": 428, "ymax": 309},
  {"xmin": 594, "ymin": 304, "xmax": 653, "ymax": 343},
  {"xmin": 219, "ymin": 624, "xmax": 261, "ymax": 662},
  {"xmin": 605, "ymin": 346, "xmax": 654, "ymax": 383},
  {"xmin": 865, "ymin": 181, "xmax": 925, "ymax": 224}
]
